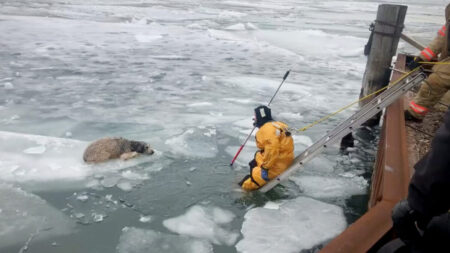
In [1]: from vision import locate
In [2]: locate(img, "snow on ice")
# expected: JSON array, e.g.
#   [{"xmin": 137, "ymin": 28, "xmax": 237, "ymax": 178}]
[
  {"xmin": 163, "ymin": 205, "xmax": 239, "ymax": 246},
  {"xmin": 236, "ymin": 196, "xmax": 347, "ymax": 253}
]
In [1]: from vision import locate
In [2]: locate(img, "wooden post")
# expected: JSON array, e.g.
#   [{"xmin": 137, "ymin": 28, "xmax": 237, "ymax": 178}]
[
  {"xmin": 360, "ymin": 4, "xmax": 408, "ymax": 105},
  {"xmin": 341, "ymin": 4, "xmax": 407, "ymax": 151}
]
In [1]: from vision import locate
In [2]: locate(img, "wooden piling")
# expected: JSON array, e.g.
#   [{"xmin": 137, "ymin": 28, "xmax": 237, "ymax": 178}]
[
  {"xmin": 360, "ymin": 4, "xmax": 408, "ymax": 105},
  {"xmin": 341, "ymin": 4, "xmax": 408, "ymax": 169}
]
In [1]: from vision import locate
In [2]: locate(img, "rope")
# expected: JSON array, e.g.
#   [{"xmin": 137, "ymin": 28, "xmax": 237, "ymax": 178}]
[
  {"xmin": 291, "ymin": 60, "xmax": 450, "ymax": 133},
  {"xmin": 294, "ymin": 66, "xmax": 422, "ymax": 132}
]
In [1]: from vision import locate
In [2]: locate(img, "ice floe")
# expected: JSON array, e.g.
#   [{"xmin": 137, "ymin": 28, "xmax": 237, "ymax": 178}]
[
  {"xmin": 0, "ymin": 184, "xmax": 74, "ymax": 248},
  {"xmin": 0, "ymin": 131, "xmax": 160, "ymax": 190},
  {"xmin": 163, "ymin": 205, "xmax": 238, "ymax": 246},
  {"xmin": 236, "ymin": 196, "xmax": 347, "ymax": 253},
  {"xmin": 165, "ymin": 127, "xmax": 218, "ymax": 158},
  {"xmin": 291, "ymin": 174, "xmax": 368, "ymax": 199}
]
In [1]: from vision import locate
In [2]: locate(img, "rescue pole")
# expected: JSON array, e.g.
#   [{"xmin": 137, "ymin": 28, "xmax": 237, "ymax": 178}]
[
  {"xmin": 230, "ymin": 70, "xmax": 290, "ymax": 166},
  {"xmin": 401, "ymin": 33, "xmax": 425, "ymax": 51}
]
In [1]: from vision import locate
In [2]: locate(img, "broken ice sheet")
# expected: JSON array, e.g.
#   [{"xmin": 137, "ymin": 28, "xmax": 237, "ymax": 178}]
[
  {"xmin": 163, "ymin": 205, "xmax": 238, "ymax": 246},
  {"xmin": 65, "ymin": 191, "xmax": 119, "ymax": 224},
  {"xmin": 236, "ymin": 197, "xmax": 347, "ymax": 253},
  {"xmin": 164, "ymin": 127, "xmax": 218, "ymax": 158},
  {"xmin": 290, "ymin": 174, "xmax": 368, "ymax": 199},
  {"xmin": 0, "ymin": 184, "xmax": 74, "ymax": 249},
  {"xmin": 0, "ymin": 131, "xmax": 161, "ymax": 191},
  {"xmin": 117, "ymin": 227, "xmax": 213, "ymax": 253}
]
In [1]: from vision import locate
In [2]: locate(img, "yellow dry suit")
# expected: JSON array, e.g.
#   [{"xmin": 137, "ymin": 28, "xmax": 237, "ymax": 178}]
[{"xmin": 240, "ymin": 120, "xmax": 294, "ymax": 191}]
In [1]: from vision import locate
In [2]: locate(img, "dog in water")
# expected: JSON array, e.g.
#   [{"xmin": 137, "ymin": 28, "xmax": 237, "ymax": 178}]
[{"xmin": 83, "ymin": 137, "xmax": 154, "ymax": 163}]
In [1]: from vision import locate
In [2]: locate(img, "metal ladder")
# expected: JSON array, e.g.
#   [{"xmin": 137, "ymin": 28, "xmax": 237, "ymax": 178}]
[{"xmin": 259, "ymin": 70, "xmax": 426, "ymax": 193}]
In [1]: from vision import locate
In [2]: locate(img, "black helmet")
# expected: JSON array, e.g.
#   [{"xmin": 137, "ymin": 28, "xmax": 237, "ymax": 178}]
[{"xmin": 254, "ymin": 105, "xmax": 273, "ymax": 127}]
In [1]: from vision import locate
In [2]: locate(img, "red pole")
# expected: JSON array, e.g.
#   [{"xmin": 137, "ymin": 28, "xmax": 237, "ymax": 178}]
[{"xmin": 230, "ymin": 70, "xmax": 290, "ymax": 166}]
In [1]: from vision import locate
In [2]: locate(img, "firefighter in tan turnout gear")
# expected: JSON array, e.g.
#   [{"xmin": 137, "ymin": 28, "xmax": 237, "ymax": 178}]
[
  {"xmin": 238, "ymin": 105, "xmax": 294, "ymax": 191},
  {"xmin": 405, "ymin": 4, "xmax": 450, "ymax": 121}
]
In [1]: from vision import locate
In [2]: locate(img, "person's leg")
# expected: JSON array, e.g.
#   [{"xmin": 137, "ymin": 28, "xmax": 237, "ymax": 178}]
[
  {"xmin": 408, "ymin": 73, "xmax": 448, "ymax": 119},
  {"xmin": 240, "ymin": 167, "xmax": 267, "ymax": 191}
]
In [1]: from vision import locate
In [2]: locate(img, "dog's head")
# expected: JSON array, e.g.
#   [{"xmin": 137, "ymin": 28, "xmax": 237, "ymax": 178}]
[{"xmin": 131, "ymin": 141, "xmax": 154, "ymax": 155}]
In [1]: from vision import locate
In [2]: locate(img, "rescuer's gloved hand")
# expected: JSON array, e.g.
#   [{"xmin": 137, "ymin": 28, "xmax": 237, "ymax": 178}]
[
  {"xmin": 392, "ymin": 200, "xmax": 422, "ymax": 244},
  {"xmin": 261, "ymin": 166, "xmax": 270, "ymax": 181},
  {"xmin": 407, "ymin": 56, "xmax": 422, "ymax": 70}
]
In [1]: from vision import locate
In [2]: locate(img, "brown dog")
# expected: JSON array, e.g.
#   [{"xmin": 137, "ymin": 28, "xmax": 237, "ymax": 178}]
[{"xmin": 83, "ymin": 137, "xmax": 154, "ymax": 163}]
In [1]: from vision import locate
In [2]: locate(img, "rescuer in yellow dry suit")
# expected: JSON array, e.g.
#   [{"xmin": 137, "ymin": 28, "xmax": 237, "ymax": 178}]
[
  {"xmin": 238, "ymin": 105, "xmax": 294, "ymax": 191},
  {"xmin": 405, "ymin": 3, "xmax": 450, "ymax": 121}
]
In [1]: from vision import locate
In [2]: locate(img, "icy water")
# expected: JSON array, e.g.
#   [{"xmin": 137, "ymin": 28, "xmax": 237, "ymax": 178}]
[{"xmin": 0, "ymin": 0, "xmax": 447, "ymax": 252}]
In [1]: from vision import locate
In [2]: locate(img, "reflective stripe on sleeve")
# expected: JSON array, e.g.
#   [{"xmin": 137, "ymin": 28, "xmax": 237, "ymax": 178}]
[
  {"xmin": 439, "ymin": 25, "xmax": 446, "ymax": 37},
  {"xmin": 420, "ymin": 47, "xmax": 436, "ymax": 61},
  {"xmin": 409, "ymin": 101, "xmax": 429, "ymax": 115}
]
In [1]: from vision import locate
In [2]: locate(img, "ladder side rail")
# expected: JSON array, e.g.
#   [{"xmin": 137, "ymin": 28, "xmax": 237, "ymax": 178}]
[
  {"xmin": 259, "ymin": 73, "xmax": 426, "ymax": 193},
  {"xmin": 310, "ymin": 71, "xmax": 423, "ymax": 144}
]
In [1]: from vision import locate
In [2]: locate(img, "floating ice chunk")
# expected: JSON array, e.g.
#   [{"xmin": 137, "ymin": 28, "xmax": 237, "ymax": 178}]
[
  {"xmin": 76, "ymin": 194, "xmax": 89, "ymax": 202},
  {"xmin": 117, "ymin": 181, "xmax": 134, "ymax": 192},
  {"xmin": 0, "ymin": 131, "xmax": 158, "ymax": 190},
  {"xmin": 65, "ymin": 192, "xmax": 118, "ymax": 225},
  {"xmin": 187, "ymin": 102, "xmax": 213, "ymax": 107},
  {"xmin": 278, "ymin": 112, "xmax": 303, "ymax": 121},
  {"xmin": 101, "ymin": 175, "xmax": 121, "ymax": 188},
  {"xmin": 130, "ymin": 17, "xmax": 152, "ymax": 25},
  {"xmin": 293, "ymin": 135, "xmax": 313, "ymax": 147},
  {"xmin": 187, "ymin": 23, "xmax": 203, "ymax": 29},
  {"xmin": 92, "ymin": 213, "xmax": 105, "ymax": 223},
  {"xmin": 211, "ymin": 207, "xmax": 235, "ymax": 224},
  {"xmin": 73, "ymin": 213, "xmax": 85, "ymax": 219},
  {"xmin": 163, "ymin": 205, "xmax": 238, "ymax": 246},
  {"xmin": 225, "ymin": 145, "xmax": 255, "ymax": 167},
  {"xmin": 245, "ymin": 22, "xmax": 258, "ymax": 30},
  {"xmin": 263, "ymin": 201, "xmax": 280, "ymax": 210},
  {"xmin": 151, "ymin": 55, "xmax": 190, "ymax": 60},
  {"xmin": 135, "ymin": 34, "xmax": 162, "ymax": 43},
  {"xmin": 117, "ymin": 227, "xmax": 213, "ymax": 253},
  {"xmin": 245, "ymin": 29, "xmax": 366, "ymax": 59},
  {"xmin": 232, "ymin": 118, "xmax": 254, "ymax": 129},
  {"xmin": 223, "ymin": 76, "xmax": 311, "ymax": 96},
  {"xmin": 0, "ymin": 184, "xmax": 74, "ymax": 249},
  {"xmin": 225, "ymin": 23, "xmax": 246, "ymax": 31},
  {"xmin": 139, "ymin": 215, "xmax": 152, "ymax": 223},
  {"xmin": 3, "ymin": 82, "xmax": 14, "ymax": 89},
  {"xmin": 222, "ymin": 97, "xmax": 255, "ymax": 105},
  {"xmin": 208, "ymin": 29, "xmax": 240, "ymax": 41},
  {"xmin": 165, "ymin": 127, "xmax": 218, "ymax": 158},
  {"xmin": 236, "ymin": 197, "xmax": 346, "ymax": 253},
  {"xmin": 290, "ymin": 175, "xmax": 368, "ymax": 199},
  {"xmin": 121, "ymin": 170, "xmax": 149, "ymax": 181},
  {"xmin": 23, "ymin": 145, "xmax": 46, "ymax": 154}
]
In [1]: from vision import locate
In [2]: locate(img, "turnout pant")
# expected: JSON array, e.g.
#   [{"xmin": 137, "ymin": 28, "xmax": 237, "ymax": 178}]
[{"xmin": 408, "ymin": 72, "xmax": 450, "ymax": 119}]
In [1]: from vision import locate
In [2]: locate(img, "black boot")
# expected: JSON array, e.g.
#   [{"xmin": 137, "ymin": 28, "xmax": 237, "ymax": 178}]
[{"xmin": 404, "ymin": 110, "xmax": 423, "ymax": 123}]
